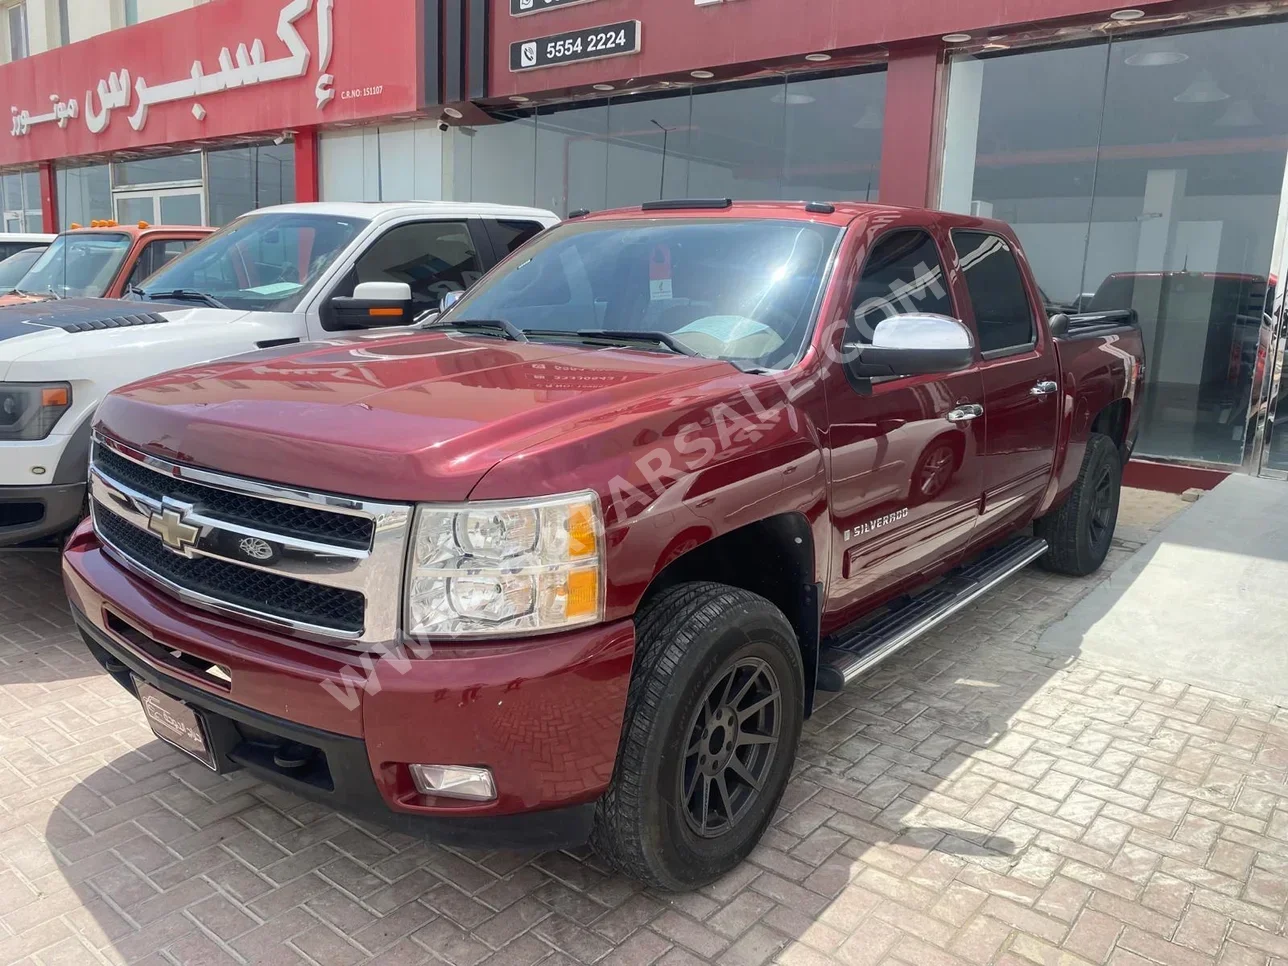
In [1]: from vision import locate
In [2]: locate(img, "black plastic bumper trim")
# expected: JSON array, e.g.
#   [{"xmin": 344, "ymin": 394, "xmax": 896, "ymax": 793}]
[
  {"xmin": 72, "ymin": 605, "xmax": 596, "ymax": 850},
  {"xmin": 0, "ymin": 482, "xmax": 85, "ymax": 546}
]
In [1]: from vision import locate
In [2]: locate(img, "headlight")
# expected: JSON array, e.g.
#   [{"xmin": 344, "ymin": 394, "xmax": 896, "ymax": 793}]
[
  {"xmin": 0, "ymin": 383, "xmax": 72, "ymax": 441},
  {"xmin": 406, "ymin": 491, "xmax": 603, "ymax": 638}
]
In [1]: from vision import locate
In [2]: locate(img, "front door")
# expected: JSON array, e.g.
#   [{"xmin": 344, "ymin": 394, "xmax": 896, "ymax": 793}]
[
  {"xmin": 950, "ymin": 230, "xmax": 1061, "ymax": 538},
  {"xmin": 823, "ymin": 224, "xmax": 986, "ymax": 630}
]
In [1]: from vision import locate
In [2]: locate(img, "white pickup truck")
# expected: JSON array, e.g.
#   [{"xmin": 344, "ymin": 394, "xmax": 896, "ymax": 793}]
[{"xmin": 0, "ymin": 201, "xmax": 559, "ymax": 546}]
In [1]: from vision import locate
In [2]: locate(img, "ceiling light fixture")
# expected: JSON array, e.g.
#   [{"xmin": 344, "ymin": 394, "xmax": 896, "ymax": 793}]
[
  {"xmin": 691, "ymin": 70, "xmax": 715, "ymax": 79},
  {"xmin": 942, "ymin": 33, "xmax": 972, "ymax": 43},
  {"xmin": 443, "ymin": 107, "xmax": 465, "ymax": 119},
  {"xmin": 771, "ymin": 90, "xmax": 816, "ymax": 106},
  {"xmin": 852, "ymin": 104, "xmax": 883, "ymax": 130},
  {"xmin": 1110, "ymin": 8, "xmax": 1146, "ymax": 20},
  {"xmin": 1124, "ymin": 39, "xmax": 1188, "ymax": 66},
  {"xmin": 805, "ymin": 53, "xmax": 832, "ymax": 62},
  {"xmin": 1175, "ymin": 69, "xmax": 1229, "ymax": 103},
  {"xmin": 593, "ymin": 84, "xmax": 615, "ymax": 91},
  {"xmin": 1215, "ymin": 98, "xmax": 1262, "ymax": 127},
  {"xmin": 509, "ymin": 95, "xmax": 531, "ymax": 102}
]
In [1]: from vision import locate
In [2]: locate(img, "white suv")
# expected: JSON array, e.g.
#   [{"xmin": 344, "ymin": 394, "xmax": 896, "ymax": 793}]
[{"xmin": 0, "ymin": 202, "xmax": 558, "ymax": 546}]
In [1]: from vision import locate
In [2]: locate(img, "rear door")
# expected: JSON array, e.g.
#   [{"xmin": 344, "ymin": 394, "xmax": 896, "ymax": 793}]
[
  {"xmin": 823, "ymin": 222, "xmax": 987, "ymax": 626},
  {"xmin": 950, "ymin": 230, "xmax": 1060, "ymax": 538}
]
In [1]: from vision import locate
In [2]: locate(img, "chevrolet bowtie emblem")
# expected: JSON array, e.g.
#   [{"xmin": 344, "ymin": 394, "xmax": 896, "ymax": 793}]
[{"xmin": 147, "ymin": 498, "xmax": 200, "ymax": 556}]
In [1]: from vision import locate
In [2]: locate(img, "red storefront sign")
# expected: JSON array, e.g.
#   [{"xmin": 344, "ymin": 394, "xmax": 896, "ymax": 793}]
[{"xmin": 0, "ymin": 0, "xmax": 421, "ymax": 167}]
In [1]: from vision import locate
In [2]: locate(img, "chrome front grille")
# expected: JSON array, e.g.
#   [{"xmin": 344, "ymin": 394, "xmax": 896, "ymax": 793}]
[{"xmin": 89, "ymin": 434, "xmax": 412, "ymax": 644}]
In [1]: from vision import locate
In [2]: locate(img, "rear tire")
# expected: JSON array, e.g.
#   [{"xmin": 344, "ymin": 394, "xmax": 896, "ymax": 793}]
[
  {"xmin": 592, "ymin": 582, "xmax": 803, "ymax": 891},
  {"xmin": 1035, "ymin": 432, "xmax": 1121, "ymax": 576}
]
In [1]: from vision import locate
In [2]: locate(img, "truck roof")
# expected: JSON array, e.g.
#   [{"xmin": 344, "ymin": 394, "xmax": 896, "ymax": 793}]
[
  {"xmin": 65, "ymin": 223, "xmax": 211, "ymax": 238},
  {"xmin": 256, "ymin": 201, "xmax": 561, "ymax": 224},
  {"xmin": 0, "ymin": 232, "xmax": 56, "ymax": 244},
  {"xmin": 576, "ymin": 199, "xmax": 1014, "ymax": 234}
]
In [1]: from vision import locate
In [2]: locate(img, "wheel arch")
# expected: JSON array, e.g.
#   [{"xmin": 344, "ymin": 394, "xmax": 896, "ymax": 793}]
[
  {"xmin": 639, "ymin": 512, "xmax": 823, "ymax": 715},
  {"xmin": 1090, "ymin": 398, "xmax": 1132, "ymax": 463}
]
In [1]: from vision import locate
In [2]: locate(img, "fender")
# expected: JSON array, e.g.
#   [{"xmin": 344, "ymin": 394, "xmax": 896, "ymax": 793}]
[{"xmin": 53, "ymin": 409, "xmax": 98, "ymax": 485}]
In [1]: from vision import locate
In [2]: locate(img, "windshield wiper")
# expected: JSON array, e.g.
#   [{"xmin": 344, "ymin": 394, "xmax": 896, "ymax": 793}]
[
  {"xmin": 145, "ymin": 289, "xmax": 229, "ymax": 309},
  {"xmin": 430, "ymin": 319, "xmax": 529, "ymax": 342},
  {"xmin": 524, "ymin": 329, "xmax": 700, "ymax": 357}
]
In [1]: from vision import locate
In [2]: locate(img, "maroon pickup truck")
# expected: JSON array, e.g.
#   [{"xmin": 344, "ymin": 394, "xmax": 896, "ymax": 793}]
[{"xmin": 64, "ymin": 200, "xmax": 1144, "ymax": 890}]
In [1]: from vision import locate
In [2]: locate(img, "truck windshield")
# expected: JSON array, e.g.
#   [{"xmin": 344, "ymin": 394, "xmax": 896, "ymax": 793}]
[
  {"xmin": 18, "ymin": 233, "xmax": 132, "ymax": 299},
  {"xmin": 444, "ymin": 218, "xmax": 842, "ymax": 370},
  {"xmin": 136, "ymin": 212, "xmax": 369, "ymax": 311},
  {"xmin": 0, "ymin": 248, "xmax": 44, "ymax": 293}
]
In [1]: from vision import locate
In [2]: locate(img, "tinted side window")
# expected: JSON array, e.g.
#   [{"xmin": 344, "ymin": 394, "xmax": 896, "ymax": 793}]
[
  {"xmin": 849, "ymin": 229, "xmax": 954, "ymax": 352},
  {"xmin": 339, "ymin": 221, "xmax": 483, "ymax": 311},
  {"xmin": 129, "ymin": 239, "xmax": 192, "ymax": 288},
  {"xmin": 487, "ymin": 220, "xmax": 545, "ymax": 258},
  {"xmin": 951, "ymin": 231, "xmax": 1036, "ymax": 354}
]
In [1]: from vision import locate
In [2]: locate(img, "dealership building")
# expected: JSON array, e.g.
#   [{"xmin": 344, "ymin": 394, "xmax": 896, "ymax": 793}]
[{"xmin": 1, "ymin": 0, "xmax": 1287, "ymax": 485}]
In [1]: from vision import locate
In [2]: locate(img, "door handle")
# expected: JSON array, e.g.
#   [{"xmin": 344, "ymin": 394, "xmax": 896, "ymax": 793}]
[
  {"xmin": 946, "ymin": 404, "xmax": 984, "ymax": 423},
  {"xmin": 1030, "ymin": 380, "xmax": 1059, "ymax": 396}
]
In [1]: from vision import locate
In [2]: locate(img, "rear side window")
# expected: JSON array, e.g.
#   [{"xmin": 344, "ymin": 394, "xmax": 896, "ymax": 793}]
[
  {"xmin": 849, "ymin": 229, "xmax": 954, "ymax": 349},
  {"xmin": 951, "ymin": 231, "xmax": 1036, "ymax": 355},
  {"xmin": 129, "ymin": 239, "xmax": 195, "ymax": 288},
  {"xmin": 487, "ymin": 220, "xmax": 546, "ymax": 257}
]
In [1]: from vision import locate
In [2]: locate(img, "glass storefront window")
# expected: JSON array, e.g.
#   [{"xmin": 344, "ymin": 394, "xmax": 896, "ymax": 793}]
[
  {"xmin": 0, "ymin": 170, "xmax": 44, "ymax": 233},
  {"xmin": 112, "ymin": 153, "xmax": 203, "ymax": 188},
  {"xmin": 56, "ymin": 163, "xmax": 112, "ymax": 230},
  {"xmin": 451, "ymin": 68, "xmax": 887, "ymax": 218},
  {"xmin": 942, "ymin": 21, "xmax": 1288, "ymax": 466},
  {"xmin": 206, "ymin": 143, "xmax": 295, "ymax": 226},
  {"xmin": 536, "ymin": 102, "xmax": 608, "ymax": 215},
  {"xmin": 784, "ymin": 71, "xmax": 885, "ymax": 202},
  {"xmin": 606, "ymin": 89, "xmax": 694, "ymax": 207}
]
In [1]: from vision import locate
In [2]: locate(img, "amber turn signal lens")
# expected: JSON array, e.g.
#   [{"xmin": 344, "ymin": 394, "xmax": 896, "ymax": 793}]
[
  {"xmin": 368, "ymin": 307, "xmax": 404, "ymax": 317},
  {"xmin": 41, "ymin": 387, "xmax": 70, "ymax": 408},
  {"xmin": 565, "ymin": 569, "xmax": 599, "ymax": 620},
  {"xmin": 567, "ymin": 504, "xmax": 597, "ymax": 558}
]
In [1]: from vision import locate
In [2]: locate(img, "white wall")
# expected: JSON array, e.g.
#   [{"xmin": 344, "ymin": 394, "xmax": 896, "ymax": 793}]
[
  {"xmin": 0, "ymin": 0, "xmax": 208, "ymax": 61},
  {"xmin": 320, "ymin": 122, "xmax": 446, "ymax": 203}
]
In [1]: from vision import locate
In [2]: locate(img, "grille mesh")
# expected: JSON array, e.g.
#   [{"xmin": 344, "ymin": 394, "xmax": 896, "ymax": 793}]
[
  {"xmin": 95, "ymin": 447, "xmax": 374, "ymax": 551},
  {"xmin": 96, "ymin": 507, "xmax": 365, "ymax": 635}
]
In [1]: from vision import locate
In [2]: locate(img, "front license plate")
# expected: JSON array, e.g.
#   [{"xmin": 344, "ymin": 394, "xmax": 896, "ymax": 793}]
[{"xmin": 135, "ymin": 679, "xmax": 217, "ymax": 771}]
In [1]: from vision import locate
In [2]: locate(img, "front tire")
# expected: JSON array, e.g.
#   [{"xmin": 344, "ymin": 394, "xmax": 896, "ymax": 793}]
[
  {"xmin": 592, "ymin": 583, "xmax": 804, "ymax": 891},
  {"xmin": 1035, "ymin": 432, "xmax": 1122, "ymax": 576}
]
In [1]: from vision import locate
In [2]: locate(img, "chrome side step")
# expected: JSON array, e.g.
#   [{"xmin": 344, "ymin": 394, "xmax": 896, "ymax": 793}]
[{"xmin": 817, "ymin": 536, "xmax": 1049, "ymax": 691}]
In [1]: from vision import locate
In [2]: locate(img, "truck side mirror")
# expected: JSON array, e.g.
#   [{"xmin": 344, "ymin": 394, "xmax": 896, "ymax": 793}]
[
  {"xmin": 440, "ymin": 289, "xmax": 465, "ymax": 312},
  {"xmin": 330, "ymin": 281, "xmax": 414, "ymax": 328},
  {"xmin": 849, "ymin": 314, "xmax": 975, "ymax": 378}
]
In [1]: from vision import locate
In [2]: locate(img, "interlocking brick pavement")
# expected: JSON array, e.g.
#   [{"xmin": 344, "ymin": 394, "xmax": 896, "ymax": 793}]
[{"xmin": 7, "ymin": 491, "xmax": 1288, "ymax": 966}]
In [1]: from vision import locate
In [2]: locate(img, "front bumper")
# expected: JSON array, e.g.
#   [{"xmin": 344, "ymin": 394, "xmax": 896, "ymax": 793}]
[
  {"xmin": 64, "ymin": 524, "xmax": 636, "ymax": 850},
  {"xmin": 0, "ymin": 482, "xmax": 85, "ymax": 546}
]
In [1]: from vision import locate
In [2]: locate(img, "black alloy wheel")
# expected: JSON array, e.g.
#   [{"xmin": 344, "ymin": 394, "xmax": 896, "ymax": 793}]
[{"xmin": 680, "ymin": 657, "xmax": 781, "ymax": 838}]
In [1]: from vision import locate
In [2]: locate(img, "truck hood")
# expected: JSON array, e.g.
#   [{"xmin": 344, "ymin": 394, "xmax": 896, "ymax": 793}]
[
  {"xmin": 96, "ymin": 330, "xmax": 736, "ymax": 502},
  {"xmin": 0, "ymin": 298, "xmax": 231, "ymax": 370}
]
